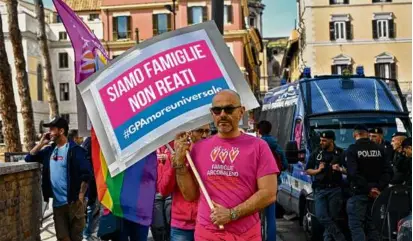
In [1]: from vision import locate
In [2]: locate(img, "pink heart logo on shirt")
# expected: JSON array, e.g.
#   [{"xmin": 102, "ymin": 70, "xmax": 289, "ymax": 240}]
[
  {"xmin": 219, "ymin": 150, "xmax": 228, "ymax": 164},
  {"xmin": 229, "ymin": 148, "xmax": 239, "ymax": 163},
  {"xmin": 210, "ymin": 147, "xmax": 220, "ymax": 162}
]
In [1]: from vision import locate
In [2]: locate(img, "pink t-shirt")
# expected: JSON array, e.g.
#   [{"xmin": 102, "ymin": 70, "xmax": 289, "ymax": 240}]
[{"xmin": 190, "ymin": 133, "xmax": 279, "ymax": 236}]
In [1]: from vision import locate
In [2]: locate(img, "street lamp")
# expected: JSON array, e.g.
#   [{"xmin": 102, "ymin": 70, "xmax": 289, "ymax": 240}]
[{"xmin": 164, "ymin": 0, "xmax": 177, "ymax": 30}]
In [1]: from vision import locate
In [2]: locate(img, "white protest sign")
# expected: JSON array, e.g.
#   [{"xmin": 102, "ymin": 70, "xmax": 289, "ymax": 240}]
[{"xmin": 78, "ymin": 22, "xmax": 259, "ymax": 177}]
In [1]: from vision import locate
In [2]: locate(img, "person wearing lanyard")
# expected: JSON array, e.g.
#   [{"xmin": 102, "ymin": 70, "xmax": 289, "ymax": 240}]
[
  {"xmin": 305, "ymin": 130, "xmax": 347, "ymax": 241},
  {"xmin": 25, "ymin": 116, "xmax": 91, "ymax": 241}
]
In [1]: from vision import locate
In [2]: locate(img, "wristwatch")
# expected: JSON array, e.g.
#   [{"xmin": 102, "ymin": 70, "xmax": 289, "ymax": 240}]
[{"xmin": 230, "ymin": 208, "xmax": 239, "ymax": 221}]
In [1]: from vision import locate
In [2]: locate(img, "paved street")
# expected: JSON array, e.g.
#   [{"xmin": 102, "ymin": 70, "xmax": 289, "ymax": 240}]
[
  {"xmin": 39, "ymin": 201, "xmax": 293, "ymax": 241},
  {"xmin": 277, "ymin": 218, "xmax": 307, "ymax": 241}
]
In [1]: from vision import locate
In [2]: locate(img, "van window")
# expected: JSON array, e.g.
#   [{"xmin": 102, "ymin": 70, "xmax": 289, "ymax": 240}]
[{"xmin": 309, "ymin": 116, "xmax": 410, "ymax": 150}]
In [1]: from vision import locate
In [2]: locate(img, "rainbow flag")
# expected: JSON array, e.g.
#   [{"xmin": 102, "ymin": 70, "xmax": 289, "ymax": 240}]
[{"xmin": 53, "ymin": 0, "xmax": 157, "ymax": 225}]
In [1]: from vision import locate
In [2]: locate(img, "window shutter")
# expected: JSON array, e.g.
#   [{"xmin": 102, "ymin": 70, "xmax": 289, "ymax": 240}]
[
  {"xmin": 390, "ymin": 63, "xmax": 397, "ymax": 79},
  {"xmin": 187, "ymin": 7, "xmax": 193, "ymax": 25},
  {"xmin": 127, "ymin": 16, "xmax": 132, "ymax": 39},
  {"xmin": 167, "ymin": 14, "xmax": 172, "ymax": 31},
  {"xmin": 388, "ymin": 19, "xmax": 395, "ymax": 38},
  {"xmin": 346, "ymin": 21, "xmax": 352, "ymax": 40},
  {"xmin": 113, "ymin": 17, "xmax": 118, "ymax": 40},
  {"xmin": 331, "ymin": 65, "xmax": 337, "ymax": 74},
  {"xmin": 372, "ymin": 20, "xmax": 378, "ymax": 39},
  {"xmin": 374, "ymin": 63, "xmax": 380, "ymax": 77},
  {"xmin": 202, "ymin": 7, "xmax": 208, "ymax": 22},
  {"xmin": 227, "ymin": 5, "xmax": 233, "ymax": 23},
  {"xmin": 329, "ymin": 22, "xmax": 335, "ymax": 40},
  {"xmin": 152, "ymin": 14, "xmax": 158, "ymax": 36}
]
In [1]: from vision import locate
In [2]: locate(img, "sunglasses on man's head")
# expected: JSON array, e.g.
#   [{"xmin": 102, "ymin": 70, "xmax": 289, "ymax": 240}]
[{"xmin": 210, "ymin": 106, "xmax": 241, "ymax": 115}]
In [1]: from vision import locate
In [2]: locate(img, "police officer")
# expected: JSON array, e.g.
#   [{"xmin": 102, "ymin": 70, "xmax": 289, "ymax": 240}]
[
  {"xmin": 346, "ymin": 125, "xmax": 392, "ymax": 241},
  {"xmin": 369, "ymin": 127, "xmax": 393, "ymax": 161},
  {"xmin": 391, "ymin": 137, "xmax": 412, "ymax": 186},
  {"xmin": 390, "ymin": 132, "xmax": 407, "ymax": 167},
  {"xmin": 305, "ymin": 130, "xmax": 346, "ymax": 241}
]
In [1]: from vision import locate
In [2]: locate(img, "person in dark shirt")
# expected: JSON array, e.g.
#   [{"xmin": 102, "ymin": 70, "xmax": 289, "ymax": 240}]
[
  {"xmin": 391, "ymin": 132, "xmax": 407, "ymax": 167},
  {"xmin": 345, "ymin": 125, "xmax": 392, "ymax": 241},
  {"xmin": 305, "ymin": 130, "xmax": 346, "ymax": 241},
  {"xmin": 257, "ymin": 120, "xmax": 288, "ymax": 241},
  {"xmin": 257, "ymin": 120, "xmax": 288, "ymax": 172},
  {"xmin": 391, "ymin": 138, "xmax": 412, "ymax": 186},
  {"xmin": 369, "ymin": 127, "xmax": 393, "ymax": 164}
]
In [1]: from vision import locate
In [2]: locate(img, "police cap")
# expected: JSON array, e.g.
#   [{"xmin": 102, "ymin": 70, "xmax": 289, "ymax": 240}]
[
  {"xmin": 354, "ymin": 124, "xmax": 368, "ymax": 132},
  {"xmin": 320, "ymin": 130, "xmax": 335, "ymax": 140},
  {"xmin": 369, "ymin": 127, "xmax": 383, "ymax": 134},
  {"xmin": 401, "ymin": 138, "xmax": 412, "ymax": 148},
  {"xmin": 392, "ymin": 132, "xmax": 407, "ymax": 138}
]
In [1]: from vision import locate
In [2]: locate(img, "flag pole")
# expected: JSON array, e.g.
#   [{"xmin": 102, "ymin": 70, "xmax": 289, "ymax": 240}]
[
  {"xmin": 165, "ymin": 144, "xmax": 224, "ymax": 229},
  {"xmin": 185, "ymin": 151, "xmax": 224, "ymax": 230}
]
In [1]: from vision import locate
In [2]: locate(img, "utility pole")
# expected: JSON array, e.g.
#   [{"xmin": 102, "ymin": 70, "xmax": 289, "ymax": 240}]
[
  {"xmin": 165, "ymin": 0, "xmax": 177, "ymax": 30},
  {"xmin": 135, "ymin": 28, "xmax": 140, "ymax": 44},
  {"xmin": 212, "ymin": 0, "xmax": 224, "ymax": 35},
  {"xmin": 172, "ymin": 0, "xmax": 176, "ymax": 30}
]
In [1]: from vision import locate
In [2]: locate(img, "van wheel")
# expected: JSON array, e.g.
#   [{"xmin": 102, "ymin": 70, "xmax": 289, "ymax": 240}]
[{"xmin": 303, "ymin": 209, "xmax": 323, "ymax": 241}]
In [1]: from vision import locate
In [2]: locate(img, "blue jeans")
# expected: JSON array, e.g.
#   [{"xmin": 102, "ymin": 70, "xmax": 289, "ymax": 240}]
[
  {"xmin": 314, "ymin": 187, "xmax": 346, "ymax": 241},
  {"xmin": 83, "ymin": 201, "xmax": 99, "ymax": 239},
  {"xmin": 170, "ymin": 227, "xmax": 195, "ymax": 241},
  {"xmin": 347, "ymin": 195, "xmax": 379, "ymax": 241}
]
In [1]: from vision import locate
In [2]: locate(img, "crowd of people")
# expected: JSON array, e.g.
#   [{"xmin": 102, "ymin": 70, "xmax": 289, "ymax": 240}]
[
  {"xmin": 23, "ymin": 89, "xmax": 411, "ymax": 241},
  {"xmin": 24, "ymin": 90, "xmax": 282, "ymax": 241},
  {"xmin": 305, "ymin": 126, "xmax": 411, "ymax": 241}
]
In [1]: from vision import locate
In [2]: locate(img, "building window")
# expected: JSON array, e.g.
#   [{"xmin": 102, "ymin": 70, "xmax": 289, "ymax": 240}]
[
  {"xmin": 37, "ymin": 64, "xmax": 43, "ymax": 101},
  {"xmin": 330, "ymin": 0, "xmax": 349, "ymax": 4},
  {"xmin": 60, "ymin": 83, "xmax": 70, "ymax": 101},
  {"xmin": 373, "ymin": 0, "xmax": 391, "ymax": 2},
  {"xmin": 335, "ymin": 22, "xmax": 346, "ymax": 40},
  {"xmin": 188, "ymin": 6, "xmax": 207, "ymax": 25},
  {"xmin": 377, "ymin": 20, "xmax": 389, "ymax": 38},
  {"xmin": 58, "ymin": 52, "xmax": 69, "ymax": 69},
  {"xmin": 56, "ymin": 15, "xmax": 62, "ymax": 23},
  {"xmin": 152, "ymin": 14, "xmax": 171, "ymax": 36},
  {"xmin": 375, "ymin": 53, "xmax": 396, "ymax": 79},
  {"xmin": 89, "ymin": 14, "xmax": 100, "ymax": 21},
  {"xmin": 249, "ymin": 17, "xmax": 255, "ymax": 27},
  {"xmin": 61, "ymin": 114, "xmax": 70, "ymax": 124},
  {"xmin": 330, "ymin": 15, "xmax": 352, "ymax": 41},
  {"xmin": 332, "ymin": 65, "xmax": 352, "ymax": 74},
  {"xmin": 224, "ymin": 5, "xmax": 233, "ymax": 24},
  {"xmin": 0, "ymin": 121, "xmax": 4, "ymax": 144},
  {"xmin": 331, "ymin": 54, "xmax": 352, "ymax": 74},
  {"xmin": 373, "ymin": 13, "xmax": 394, "ymax": 39},
  {"xmin": 113, "ymin": 16, "xmax": 132, "ymax": 40},
  {"xmin": 59, "ymin": 32, "xmax": 67, "ymax": 40}
]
